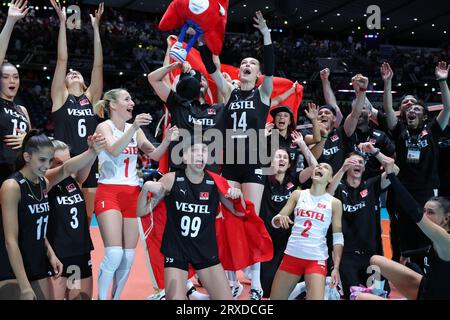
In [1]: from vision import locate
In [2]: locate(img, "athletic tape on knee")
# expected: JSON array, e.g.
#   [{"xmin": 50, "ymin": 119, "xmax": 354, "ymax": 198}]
[{"xmin": 332, "ymin": 232, "xmax": 344, "ymax": 246}]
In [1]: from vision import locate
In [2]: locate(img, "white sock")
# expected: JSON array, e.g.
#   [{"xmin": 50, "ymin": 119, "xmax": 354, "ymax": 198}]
[
  {"xmin": 98, "ymin": 246, "xmax": 123, "ymax": 300},
  {"xmin": 111, "ymin": 249, "xmax": 135, "ymax": 300},
  {"xmin": 288, "ymin": 281, "xmax": 306, "ymax": 300},
  {"xmin": 250, "ymin": 263, "xmax": 262, "ymax": 290},
  {"xmin": 226, "ymin": 271, "xmax": 238, "ymax": 286}
]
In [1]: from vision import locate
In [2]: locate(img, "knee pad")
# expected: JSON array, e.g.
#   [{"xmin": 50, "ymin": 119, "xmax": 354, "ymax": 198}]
[
  {"xmin": 118, "ymin": 249, "xmax": 135, "ymax": 270},
  {"xmin": 101, "ymin": 246, "xmax": 124, "ymax": 273}
]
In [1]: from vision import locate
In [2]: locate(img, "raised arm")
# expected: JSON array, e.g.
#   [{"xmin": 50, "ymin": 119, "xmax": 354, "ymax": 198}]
[
  {"xmin": 253, "ymin": 10, "xmax": 273, "ymax": 104},
  {"xmin": 271, "ymin": 82, "xmax": 297, "ymax": 107},
  {"xmin": 148, "ymin": 62, "xmax": 182, "ymax": 103},
  {"xmin": 0, "ymin": 0, "xmax": 29, "ymax": 64},
  {"xmin": 0, "ymin": 180, "xmax": 36, "ymax": 299},
  {"xmin": 85, "ymin": 2, "xmax": 104, "ymax": 105},
  {"xmin": 45, "ymin": 133, "xmax": 106, "ymax": 190},
  {"xmin": 327, "ymin": 157, "xmax": 355, "ymax": 195},
  {"xmin": 162, "ymin": 35, "xmax": 178, "ymax": 87},
  {"xmin": 271, "ymin": 190, "xmax": 300, "ymax": 229},
  {"xmin": 359, "ymin": 142, "xmax": 399, "ymax": 189},
  {"xmin": 198, "ymin": 43, "xmax": 234, "ymax": 103},
  {"xmin": 50, "ymin": 0, "xmax": 69, "ymax": 112},
  {"xmin": 435, "ymin": 61, "xmax": 450, "ymax": 130},
  {"xmin": 291, "ymin": 130, "xmax": 318, "ymax": 184},
  {"xmin": 320, "ymin": 68, "xmax": 343, "ymax": 126},
  {"xmin": 303, "ymin": 102, "xmax": 321, "ymax": 144},
  {"xmin": 381, "ymin": 62, "xmax": 397, "ymax": 131},
  {"xmin": 344, "ymin": 74, "xmax": 368, "ymax": 137}
]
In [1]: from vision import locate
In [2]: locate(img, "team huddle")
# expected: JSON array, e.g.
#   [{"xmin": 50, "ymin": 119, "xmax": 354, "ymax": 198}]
[{"xmin": 0, "ymin": 0, "xmax": 450, "ymax": 301}]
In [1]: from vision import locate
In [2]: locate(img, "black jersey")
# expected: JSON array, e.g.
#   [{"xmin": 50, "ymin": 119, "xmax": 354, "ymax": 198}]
[
  {"xmin": 0, "ymin": 98, "xmax": 30, "ymax": 165},
  {"xmin": 421, "ymin": 240, "xmax": 450, "ymax": 300},
  {"xmin": 438, "ymin": 127, "xmax": 450, "ymax": 196},
  {"xmin": 393, "ymin": 119, "xmax": 443, "ymax": 190},
  {"xmin": 0, "ymin": 172, "xmax": 50, "ymax": 280},
  {"xmin": 224, "ymin": 88, "xmax": 270, "ymax": 165},
  {"xmin": 335, "ymin": 176, "xmax": 384, "ymax": 254},
  {"xmin": 53, "ymin": 94, "xmax": 97, "ymax": 156},
  {"xmin": 166, "ymin": 90, "xmax": 226, "ymax": 171},
  {"xmin": 318, "ymin": 126, "xmax": 351, "ymax": 175},
  {"xmin": 349, "ymin": 128, "xmax": 396, "ymax": 179},
  {"xmin": 161, "ymin": 171, "xmax": 220, "ymax": 263},
  {"xmin": 47, "ymin": 176, "xmax": 93, "ymax": 259},
  {"xmin": 259, "ymin": 174, "xmax": 298, "ymax": 248}
]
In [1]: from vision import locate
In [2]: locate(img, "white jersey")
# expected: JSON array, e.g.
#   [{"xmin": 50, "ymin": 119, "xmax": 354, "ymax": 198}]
[
  {"xmin": 285, "ymin": 190, "xmax": 333, "ymax": 261},
  {"xmin": 98, "ymin": 120, "xmax": 139, "ymax": 186}
]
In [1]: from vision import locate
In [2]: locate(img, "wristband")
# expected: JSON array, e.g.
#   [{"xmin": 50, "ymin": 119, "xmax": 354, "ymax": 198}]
[
  {"xmin": 359, "ymin": 87, "xmax": 367, "ymax": 92},
  {"xmin": 438, "ymin": 78, "xmax": 448, "ymax": 82},
  {"xmin": 321, "ymin": 135, "xmax": 328, "ymax": 141},
  {"xmin": 372, "ymin": 148, "xmax": 380, "ymax": 157}
]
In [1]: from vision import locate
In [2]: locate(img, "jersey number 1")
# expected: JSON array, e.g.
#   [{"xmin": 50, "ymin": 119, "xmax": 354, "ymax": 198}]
[{"xmin": 124, "ymin": 158, "xmax": 130, "ymax": 178}]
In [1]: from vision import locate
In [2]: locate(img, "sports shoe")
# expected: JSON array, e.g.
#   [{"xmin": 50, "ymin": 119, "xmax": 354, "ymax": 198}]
[
  {"xmin": 230, "ymin": 281, "xmax": 243, "ymax": 300},
  {"xmin": 169, "ymin": 42, "xmax": 187, "ymax": 62},
  {"xmin": 249, "ymin": 288, "xmax": 263, "ymax": 300},
  {"xmin": 147, "ymin": 289, "xmax": 165, "ymax": 300},
  {"xmin": 186, "ymin": 286, "xmax": 197, "ymax": 300}
]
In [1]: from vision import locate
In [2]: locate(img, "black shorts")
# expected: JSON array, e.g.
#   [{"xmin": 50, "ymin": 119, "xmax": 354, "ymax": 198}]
[
  {"xmin": 221, "ymin": 164, "xmax": 265, "ymax": 185},
  {"xmin": 81, "ymin": 159, "xmax": 98, "ymax": 188},
  {"xmin": 164, "ymin": 255, "xmax": 220, "ymax": 272},
  {"xmin": 49, "ymin": 254, "xmax": 92, "ymax": 279}
]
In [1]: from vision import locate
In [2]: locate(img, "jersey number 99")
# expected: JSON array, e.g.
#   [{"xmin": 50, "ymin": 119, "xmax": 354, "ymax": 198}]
[{"xmin": 180, "ymin": 216, "xmax": 201, "ymax": 238}]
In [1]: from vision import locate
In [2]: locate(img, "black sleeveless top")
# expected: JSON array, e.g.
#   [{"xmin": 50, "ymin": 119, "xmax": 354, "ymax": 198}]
[
  {"xmin": 0, "ymin": 98, "xmax": 30, "ymax": 164},
  {"xmin": 0, "ymin": 172, "xmax": 50, "ymax": 280},
  {"xmin": 224, "ymin": 88, "xmax": 270, "ymax": 165},
  {"xmin": 47, "ymin": 176, "xmax": 93, "ymax": 258},
  {"xmin": 53, "ymin": 94, "xmax": 97, "ymax": 156},
  {"xmin": 421, "ymin": 237, "xmax": 450, "ymax": 300},
  {"xmin": 161, "ymin": 171, "xmax": 220, "ymax": 262}
]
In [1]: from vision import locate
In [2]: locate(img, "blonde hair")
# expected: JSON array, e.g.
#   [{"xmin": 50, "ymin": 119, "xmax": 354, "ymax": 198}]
[
  {"xmin": 51, "ymin": 139, "xmax": 70, "ymax": 152},
  {"xmin": 94, "ymin": 88, "xmax": 125, "ymax": 119}
]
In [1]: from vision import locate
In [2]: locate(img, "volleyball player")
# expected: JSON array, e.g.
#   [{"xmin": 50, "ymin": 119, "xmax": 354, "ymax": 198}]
[
  {"xmin": 270, "ymin": 163, "xmax": 343, "ymax": 300},
  {"xmin": 46, "ymin": 139, "xmax": 102, "ymax": 300},
  {"xmin": 260, "ymin": 134, "xmax": 319, "ymax": 298},
  {"xmin": 50, "ymin": 0, "xmax": 105, "ymax": 223},
  {"xmin": 93, "ymin": 89, "xmax": 176, "ymax": 300},
  {"xmin": 200, "ymin": 10, "xmax": 274, "ymax": 300},
  {"xmin": 355, "ymin": 160, "xmax": 450, "ymax": 300},
  {"xmin": 137, "ymin": 142, "xmax": 244, "ymax": 300},
  {"xmin": 0, "ymin": 130, "xmax": 105, "ymax": 300},
  {"xmin": 0, "ymin": 0, "xmax": 31, "ymax": 184}
]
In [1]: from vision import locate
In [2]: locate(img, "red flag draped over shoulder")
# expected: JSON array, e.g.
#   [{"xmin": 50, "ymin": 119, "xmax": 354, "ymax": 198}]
[{"xmin": 140, "ymin": 172, "xmax": 273, "ymax": 288}]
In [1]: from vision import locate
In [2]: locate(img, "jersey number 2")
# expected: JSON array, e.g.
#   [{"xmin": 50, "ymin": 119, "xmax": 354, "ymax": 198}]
[{"xmin": 301, "ymin": 220, "xmax": 313, "ymax": 238}]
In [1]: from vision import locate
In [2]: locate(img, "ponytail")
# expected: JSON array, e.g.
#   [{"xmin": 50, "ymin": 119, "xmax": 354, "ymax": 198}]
[
  {"xmin": 94, "ymin": 88, "xmax": 124, "ymax": 119},
  {"xmin": 15, "ymin": 129, "xmax": 54, "ymax": 171}
]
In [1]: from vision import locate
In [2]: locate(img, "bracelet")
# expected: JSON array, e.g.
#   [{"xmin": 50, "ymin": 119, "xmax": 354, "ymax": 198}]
[
  {"xmin": 438, "ymin": 78, "xmax": 448, "ymax": 82},
  {"xmin": 321, "ymin": 135, "xmax": 328, "ymax": 141},
  {"xmin": 359, "ymin": 87, "xmax": 367, "ymax": 92}
]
